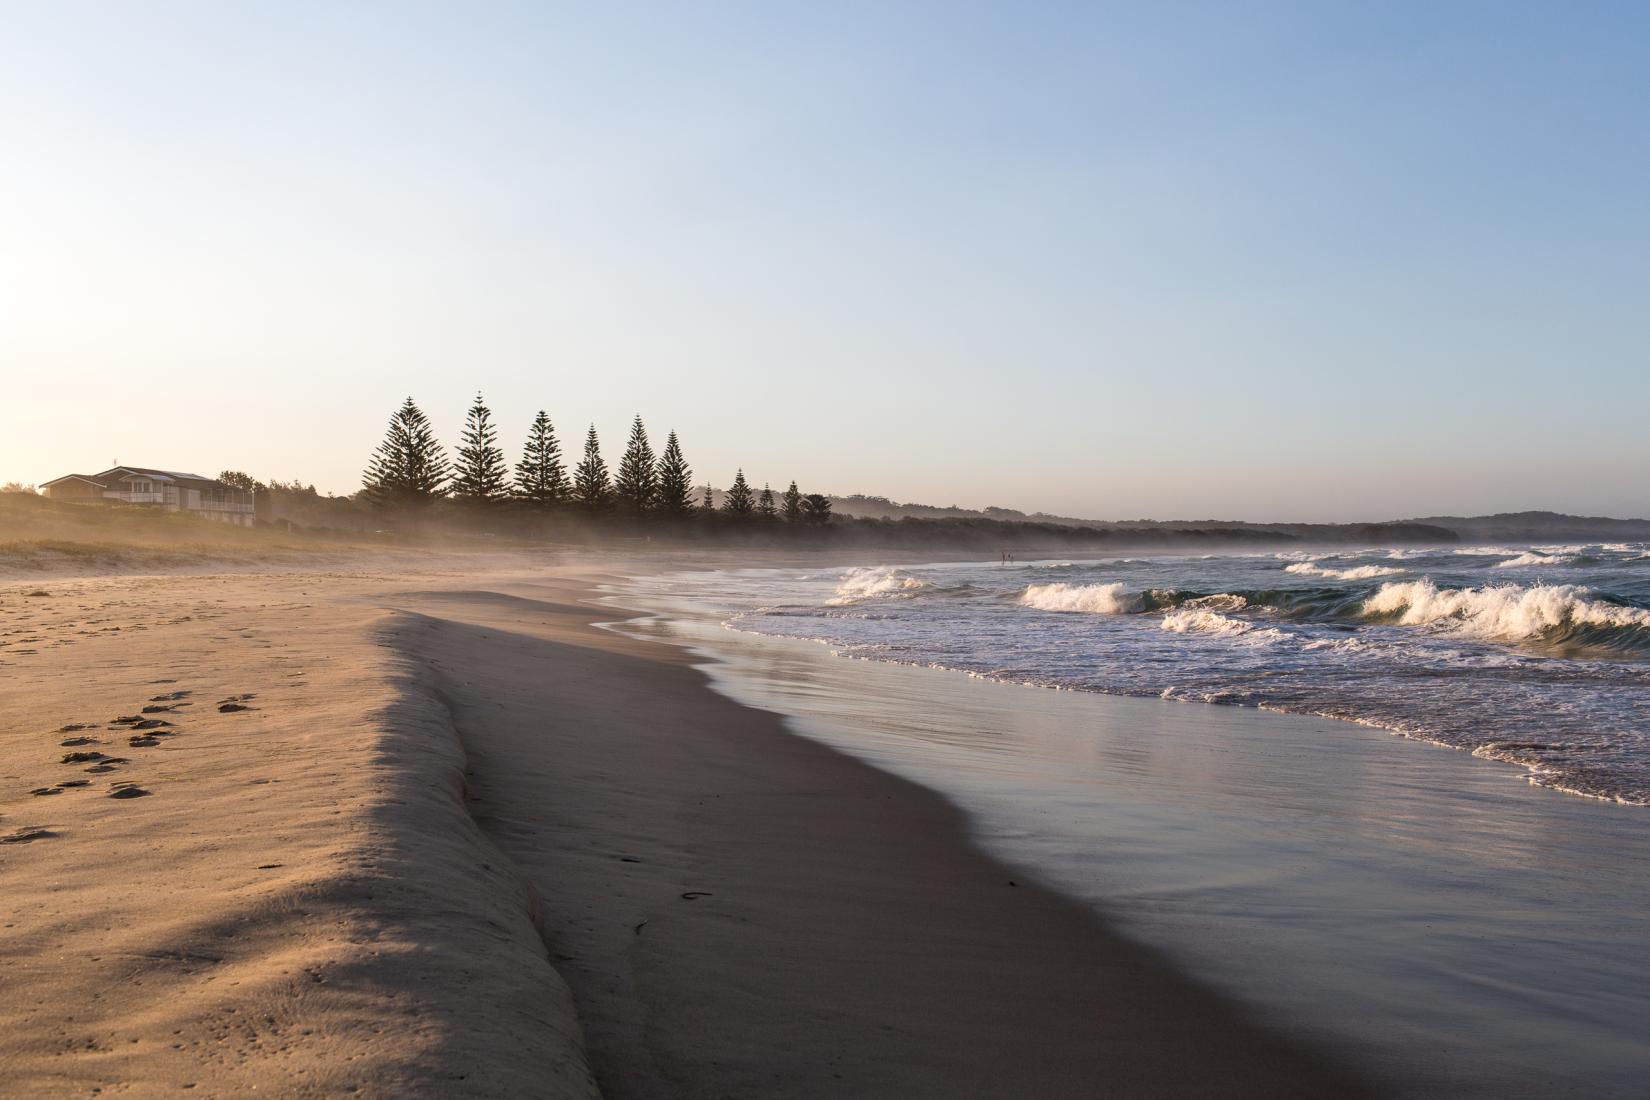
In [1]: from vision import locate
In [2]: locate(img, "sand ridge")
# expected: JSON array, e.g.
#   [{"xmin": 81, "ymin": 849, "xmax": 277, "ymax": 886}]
[{"xmin": 0, "ymin": 567, "xmax": 597, "ymax": 1098}]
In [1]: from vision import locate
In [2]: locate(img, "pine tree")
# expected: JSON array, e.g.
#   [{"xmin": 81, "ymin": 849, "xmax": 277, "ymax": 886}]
[
  {"xmin": 452, "ymin": 392, "xmax": 509, "ymax": 503},
  {"xmin": 801, "ymin": 493, "xmax": 833, "ymax": 525},
  {"xmin": 655, "ymin": 431, "xmax": 694, "ymax": 516},
  {"xmin": 363, "ymin": 397, "xmax": 450, "ymax": 508},
  {"xmin": 781, "ymin": 480, "xmax": 802, "ymax": 523},
  {"xmin": 757, "ymin": 483, "xmax": 777, "ymax": 518},
  {"xmin": 701, "ymin": 483, "xmax": 715, "ymax": 512},
  {"xmin": 723, "ymin": 469, "xmax": 755, "ymax": 515},
  {"xmin": 513, "ymin": 410, "xmax": 567, "ymax": 506},
  {"xmin": 572, "ymin": 424, "xmax": 611, "ymax": 511},
  {"xmin": 612, "ymin": 415, "xmax": 659, "ymax": 515}
]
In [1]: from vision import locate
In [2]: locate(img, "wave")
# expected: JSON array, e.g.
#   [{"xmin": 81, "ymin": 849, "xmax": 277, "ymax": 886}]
[
  {"xmin": 1385, "ymin": 547, "xmax": 1442, "ymax": 560},
  {"xmin": 1160, "ymin": 608, "xmax": 1286, "ymax": 643},
  {"xmin": 1492, "ymin": 551, "xmax": 1575, "ymax": 569},
  {"xmin": 1020, "ymin": 582, "xmax": 1139, "ymax": 614},
  {"xmin": 1023, "ymin": 574, "xmax": 1650, "ymax": 656},
  {"xmin": 1361, "ymin": 579, "xmax": 1650, "ymax": 652},
  {"xmin": 1020, "ymin": 584, "xmax": 1265, "ymax": 616},
  {"xmin": 1181, "ymin": 593, "xmax": 1251, "ymax": 612},
  {"xmin": 1284, "ymin": 562, "xmax": 1406, "ymax": 581},
  {"xmin": 1020, "ymin": 582, "xmax": 1369, "ymax": 621},
  {"xmin": 1023, "ymin": 558, "xmax": 1152, "ymax": 573},
  {"xmin": 828, "ymin": 567, "xmax": 931, "ymax": 605}
]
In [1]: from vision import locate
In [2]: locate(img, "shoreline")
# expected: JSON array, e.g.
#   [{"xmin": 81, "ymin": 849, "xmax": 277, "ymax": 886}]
[
  {"xmin": 623, "ymin": 558, "xmax": 1650, "ymax": 807},
  {"xmin": 1, "ymin": 553, "xmax": 1378, "ymax": 1096},
  {"xmin": 402, "ymin": 569, "xmax": 1375, "ymax": 1097},
  {"xmin": 612, "ymin": 560, "xmax": 1650, "ymax": 1097}
]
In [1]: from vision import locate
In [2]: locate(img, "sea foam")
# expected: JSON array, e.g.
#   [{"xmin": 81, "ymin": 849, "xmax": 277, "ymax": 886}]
[
  {"xmin": 1160, "ymin": 608, "xmax": 1286, "ymax": 642},
  {"xmin": 829, "ymin": 567, "xmax": 930, "ymax": 605},
  {"xmin": 1284, "ymin": 562, "xmax": 1406, "ymax": 581},
  {"xmin": 1493, "ymin": 551, "xmax": 1574, "ymax": 569},
  {"xmin": 1361, "ymin": 579, "xmax": 1650, "ymax": 643},
  {"xmin": 1020, "ymin": 582, "xmax": 1136, "ymax": 614}
]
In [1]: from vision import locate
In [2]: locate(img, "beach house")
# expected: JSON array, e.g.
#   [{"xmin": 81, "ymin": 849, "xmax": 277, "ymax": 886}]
[{"xmin": 39, "ymin": 466, "xmax": 257, "ymax": 527}]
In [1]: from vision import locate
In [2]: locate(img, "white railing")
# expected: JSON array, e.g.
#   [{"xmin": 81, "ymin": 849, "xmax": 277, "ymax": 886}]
[{"xmin": 100, "ymin": 490, "xmax": 252, "ymax": 512}]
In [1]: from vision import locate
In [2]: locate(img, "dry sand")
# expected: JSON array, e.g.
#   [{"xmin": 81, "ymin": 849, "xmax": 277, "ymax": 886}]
[{"xmin": 1, "ymin": 554, "xmax": 1371, "ymax": 1097}]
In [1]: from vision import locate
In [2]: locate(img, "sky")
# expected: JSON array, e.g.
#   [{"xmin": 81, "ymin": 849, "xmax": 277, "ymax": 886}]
[{"xmin": 2, "ymin": 1, "xmax": 1647, "ymax": 522}]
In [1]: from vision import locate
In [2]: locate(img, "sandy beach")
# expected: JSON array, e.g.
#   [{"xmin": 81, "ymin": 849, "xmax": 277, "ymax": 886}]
[
  {"xmin": 11, "ymin": 6, "xmax": 1646, "ymax": 1094},
  {"xmin": 0, "ymin": 552, "xmax": 1370, "ymax": 1097}
]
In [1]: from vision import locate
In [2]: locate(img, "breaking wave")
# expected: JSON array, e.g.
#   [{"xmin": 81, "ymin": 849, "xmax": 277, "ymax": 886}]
[
  {"xmin": 1020, "ymin": 584, "xmax": 1269, "ymax": 616},
  {"xmin": 829, "ymin": 567, "xmax": 931, "ymax": 605},
  {"xmin": 1160, "ymin": 608, "xmax": 1285, "ymax": 642},
  {"xmin": 1362, "ymin": 579, "xmax": 1650, "ymax": 652},
  {"xmin": 1284, "ymin": 562, "xmax": 1407, "ymax": 581},
  {"xmin": 1493, "ymin": 551, "xmax": 1576, "ymax": 569},
  {"xmin": 1020, "ymin": 582, "xmax": 1139, "ymax": 614}
]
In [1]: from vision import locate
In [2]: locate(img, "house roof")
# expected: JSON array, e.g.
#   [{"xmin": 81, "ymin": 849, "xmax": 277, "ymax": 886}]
[
  {"xmin": 42, "ymin": 467, "xmax": 246, "ymax": 494},
  {"xmin": 92, "ymin": 466, "xmax": 233, "ymax": 491},
  {"xmin": 39, "ymin": 473, "xmax": 112, "ymax": 489}
]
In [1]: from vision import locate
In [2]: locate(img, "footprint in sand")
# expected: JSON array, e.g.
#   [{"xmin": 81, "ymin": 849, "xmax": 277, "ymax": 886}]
[
  {"xmin": 2, "ymin": 828, "xmax": 56, "ymax": 843},
  {"xmin": 61, "ymin": 751, "xmax": 106, "ymax": 764},
  {"xmin": 109, "ymin": 783, "xmax": 151, "ymax": 799},
  {"xmin": 217, "ymin": 696, "xmax": 257, "ymax": 712},
  {"xmin": 84, "ymin": 757, "xmax": 130, "ymax": 773},
  {"xmin": 58, "ymin": 779, "xmax": 90, "ymax": 788},
  {"xmin": 30, "ymin": 787, "xmax": 63, "ymax": 797},
  {"xmin": 149, "ymin": 691, "xmax": 191, "ymax": 702},
  {"xmin": 128, "ymin": 736, "xmax": 161, "ymax": 748},
  {"xmin": 60, "ymin": 737, "xmax": 100, "ymax": 747}
]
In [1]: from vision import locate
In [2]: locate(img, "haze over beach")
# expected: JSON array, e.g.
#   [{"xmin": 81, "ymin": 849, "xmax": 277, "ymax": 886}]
[{"xmin": 3, "ymin": 3, "xmax": 1649, "ymax": 1098}]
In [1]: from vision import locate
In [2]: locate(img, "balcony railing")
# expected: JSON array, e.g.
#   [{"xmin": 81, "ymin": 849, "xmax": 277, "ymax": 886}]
[{"xmin": 100, "ymin": 490, "xmax": 253, "ymax": 512}]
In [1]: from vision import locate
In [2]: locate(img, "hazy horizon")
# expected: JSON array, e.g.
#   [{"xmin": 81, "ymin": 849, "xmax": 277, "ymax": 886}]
[{"xmin": 3, "ymin": 3, "xmax": 1647, "ymax": 522}]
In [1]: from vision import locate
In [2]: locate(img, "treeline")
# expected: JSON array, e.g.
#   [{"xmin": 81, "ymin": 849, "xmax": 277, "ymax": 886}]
[
  {"xmin": 213, "ymin": 394, "xmax": 1471, "ymax": 551},
  {"xmin": 234, "ymin": 395, "xmax": 838, "ymax": 534}
]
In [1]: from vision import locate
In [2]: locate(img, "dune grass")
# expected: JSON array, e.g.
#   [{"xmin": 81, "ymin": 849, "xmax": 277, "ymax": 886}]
[
  {"xmin": 0, "ymin": 493, "xmax": 585, "ymax": 575},
  {"xmin": 0, "ymin": 492, "xmax": 380, "ymax": 572}
]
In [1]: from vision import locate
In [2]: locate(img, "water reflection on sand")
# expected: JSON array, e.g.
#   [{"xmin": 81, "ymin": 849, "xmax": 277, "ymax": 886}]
[{"xmin": 609, "ymin": 579, "xmax": 1650, "ymax": 1100}]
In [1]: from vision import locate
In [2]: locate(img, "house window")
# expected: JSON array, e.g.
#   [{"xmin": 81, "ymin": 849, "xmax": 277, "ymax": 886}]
[{"xmin": 130, "ymin": 479, "xmax": 153, "ymax": 494}]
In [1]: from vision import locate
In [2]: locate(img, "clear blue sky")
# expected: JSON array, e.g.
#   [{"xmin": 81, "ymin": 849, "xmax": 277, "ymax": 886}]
[{"xmin": 2, "ymin": 1, "xmax": 1646, "ymax": 520}]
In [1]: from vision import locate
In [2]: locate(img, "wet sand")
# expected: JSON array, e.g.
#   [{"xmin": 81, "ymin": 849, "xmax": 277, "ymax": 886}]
[
  {"xmin": 0, "ymin": 555, "xmax": 1370, "ymax": 1096},
  {"xmin": 611, "ymin": 566, "xmax": 1650, "ymax": 1098}
]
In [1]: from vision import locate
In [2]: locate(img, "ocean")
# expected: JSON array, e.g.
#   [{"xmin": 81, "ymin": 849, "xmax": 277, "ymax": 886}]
[
  {"xmin": 667, "ymin": 543, "xmax": 1650, "ymax": 804},
  {"xmin": 612, "ymin": 547, "xmax": 1650, "ymax": 1095}
]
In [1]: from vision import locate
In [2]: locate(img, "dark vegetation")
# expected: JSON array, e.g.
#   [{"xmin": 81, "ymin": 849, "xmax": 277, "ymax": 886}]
[
  {"xmin": 212, "ymin": 394, "xmax": 1467, "ymax": 551},
  {"xmin": 25, "ymin": 394, "xmax": 1639, "ymax": 553},
  {"xmin": 222, "ymin": 395, "xmax": 844, "ymax": 546},
  {"xmin": 1405, "ymin": 511, "xmax": 1650, "ymax": 542}
]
